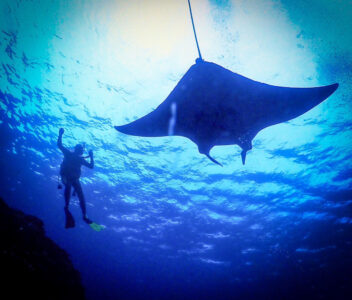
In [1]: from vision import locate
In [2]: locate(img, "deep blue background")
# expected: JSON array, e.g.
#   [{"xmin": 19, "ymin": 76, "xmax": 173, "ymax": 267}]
[{"xmin": 1, "ymin": 1, "xmax": 351, "ymax": 299}]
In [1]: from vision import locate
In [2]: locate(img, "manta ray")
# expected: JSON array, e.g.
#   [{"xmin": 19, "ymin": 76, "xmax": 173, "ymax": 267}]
[{"xmin": 115, "ymin": 60, "xmax": 338, "ymax": 166}]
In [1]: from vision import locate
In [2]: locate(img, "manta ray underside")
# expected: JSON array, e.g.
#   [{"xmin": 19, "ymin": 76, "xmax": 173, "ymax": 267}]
[{"xmin": 115, "ymin": 60, "xmax": 338, "ymax": 166}]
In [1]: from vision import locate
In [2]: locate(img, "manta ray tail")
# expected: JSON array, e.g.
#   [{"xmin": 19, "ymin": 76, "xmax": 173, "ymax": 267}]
[{"xmin": 206, "ymin": 154, "xmax": 223, "ymax": 167}]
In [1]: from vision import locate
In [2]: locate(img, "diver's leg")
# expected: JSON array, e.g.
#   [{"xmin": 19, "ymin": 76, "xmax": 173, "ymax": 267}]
[
  {"xmin": 73, "ymin": 180, "xmax": 92, "ymax": 223},
  {"xmin": 64, "ymin": 183, "xmax": 72, "ymax": 209},
  {"xmin": 72, "ymin": 180, "xmax": 85, "ymax": 215},
  {"xmin": 63, "ymin": 181, "xmax": 75, "ymax": 228}
]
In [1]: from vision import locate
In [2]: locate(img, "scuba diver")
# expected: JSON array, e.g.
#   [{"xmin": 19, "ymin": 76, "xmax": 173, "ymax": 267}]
[{"xmin": 57, "ymin": 128, "xmax": 94, "ymax": 228}]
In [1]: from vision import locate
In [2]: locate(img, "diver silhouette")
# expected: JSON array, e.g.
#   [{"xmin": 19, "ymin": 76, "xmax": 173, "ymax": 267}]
[{"xmin": 57, "ymin": 128, "xmax": 94, "ymax": 228}]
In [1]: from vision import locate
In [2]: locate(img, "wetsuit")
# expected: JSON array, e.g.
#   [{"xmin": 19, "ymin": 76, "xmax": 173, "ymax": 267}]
[{"xmin": 57, "ymin": 138, "xmax": 93, "ymax": 217}]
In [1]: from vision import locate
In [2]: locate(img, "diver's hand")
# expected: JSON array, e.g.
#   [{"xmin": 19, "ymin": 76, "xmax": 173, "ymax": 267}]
[
  {"xmin": 59, "ymin": 128, "xmax": 64, "ymax": 135},
  {"xmin": 89, "ymin": 150, "xmax": 93, "ymax": 158}
]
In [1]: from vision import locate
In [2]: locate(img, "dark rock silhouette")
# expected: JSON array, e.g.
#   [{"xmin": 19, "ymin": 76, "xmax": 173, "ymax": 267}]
[{"xmin": 0, "ymin": 197, "xmax": 85, "ymax": 300}]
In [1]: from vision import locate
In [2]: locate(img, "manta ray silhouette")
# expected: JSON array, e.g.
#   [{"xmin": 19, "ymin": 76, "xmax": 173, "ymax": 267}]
[{"xmin": 115, "ymin": 60, "xmax": 338, "ymax": 166}]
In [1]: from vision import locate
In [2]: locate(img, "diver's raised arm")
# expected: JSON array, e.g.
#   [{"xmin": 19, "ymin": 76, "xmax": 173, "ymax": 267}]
[{"xmin": 57, "ymin": 128, "xmax": 69, "ymax": 154}]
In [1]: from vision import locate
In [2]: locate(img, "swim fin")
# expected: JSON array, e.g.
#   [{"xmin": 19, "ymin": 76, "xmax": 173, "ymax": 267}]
[
  {"xmin": 64, "ymin": 207, "xmax": 75, "ymax": 229},
  {"xmin": 89, "ymin": 222, "xmax": 105, "ymax": 232}
]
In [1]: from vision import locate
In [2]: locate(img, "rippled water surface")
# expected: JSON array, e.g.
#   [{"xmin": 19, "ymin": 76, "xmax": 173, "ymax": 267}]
[{"xmin": 1, "ymin": 1, "xmax": 352, "ymax": 299}]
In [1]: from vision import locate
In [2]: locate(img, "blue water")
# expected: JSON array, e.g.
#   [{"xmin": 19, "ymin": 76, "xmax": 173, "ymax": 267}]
[{"xmin": 1, "ymin": 1, "xmax": 352, "ymax": 299}]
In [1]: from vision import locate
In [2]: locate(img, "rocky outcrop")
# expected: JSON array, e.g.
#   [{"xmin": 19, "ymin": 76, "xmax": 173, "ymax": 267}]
[{"xmin": 0, "ymin": 197, "xmax": 85, "ymax": 300}]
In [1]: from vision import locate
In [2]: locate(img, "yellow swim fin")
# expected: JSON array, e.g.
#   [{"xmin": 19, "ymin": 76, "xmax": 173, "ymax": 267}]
[{"xmin": 89, "ymin": 222, "xmax": 105, "ymax": 232}]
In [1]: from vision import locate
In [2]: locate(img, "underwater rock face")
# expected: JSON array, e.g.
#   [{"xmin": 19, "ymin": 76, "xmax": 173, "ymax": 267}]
[{"xmin": 0, "ymin": 198, "xmax": 85, "ymax": 300}]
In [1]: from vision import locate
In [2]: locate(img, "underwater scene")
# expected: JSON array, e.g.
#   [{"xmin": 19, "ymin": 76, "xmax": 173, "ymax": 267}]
[{"xmin": 1, "ymin": 0, "xmax": 352, "ymax": 299}]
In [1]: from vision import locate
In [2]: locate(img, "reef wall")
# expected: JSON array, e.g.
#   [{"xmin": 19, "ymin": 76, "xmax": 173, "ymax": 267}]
[{"xmin": 0, "ymin": 197, "xmax": 85, "ymax": 300}]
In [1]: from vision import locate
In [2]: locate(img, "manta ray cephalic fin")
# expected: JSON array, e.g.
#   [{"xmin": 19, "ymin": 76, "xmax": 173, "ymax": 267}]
[
  {"xmin": 241, "ymin": 150, "xmax": 247, "ymax": 165},
  {"xmin": 206, "ymin": 153, "xmax": 223, "ymax": 167}
]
